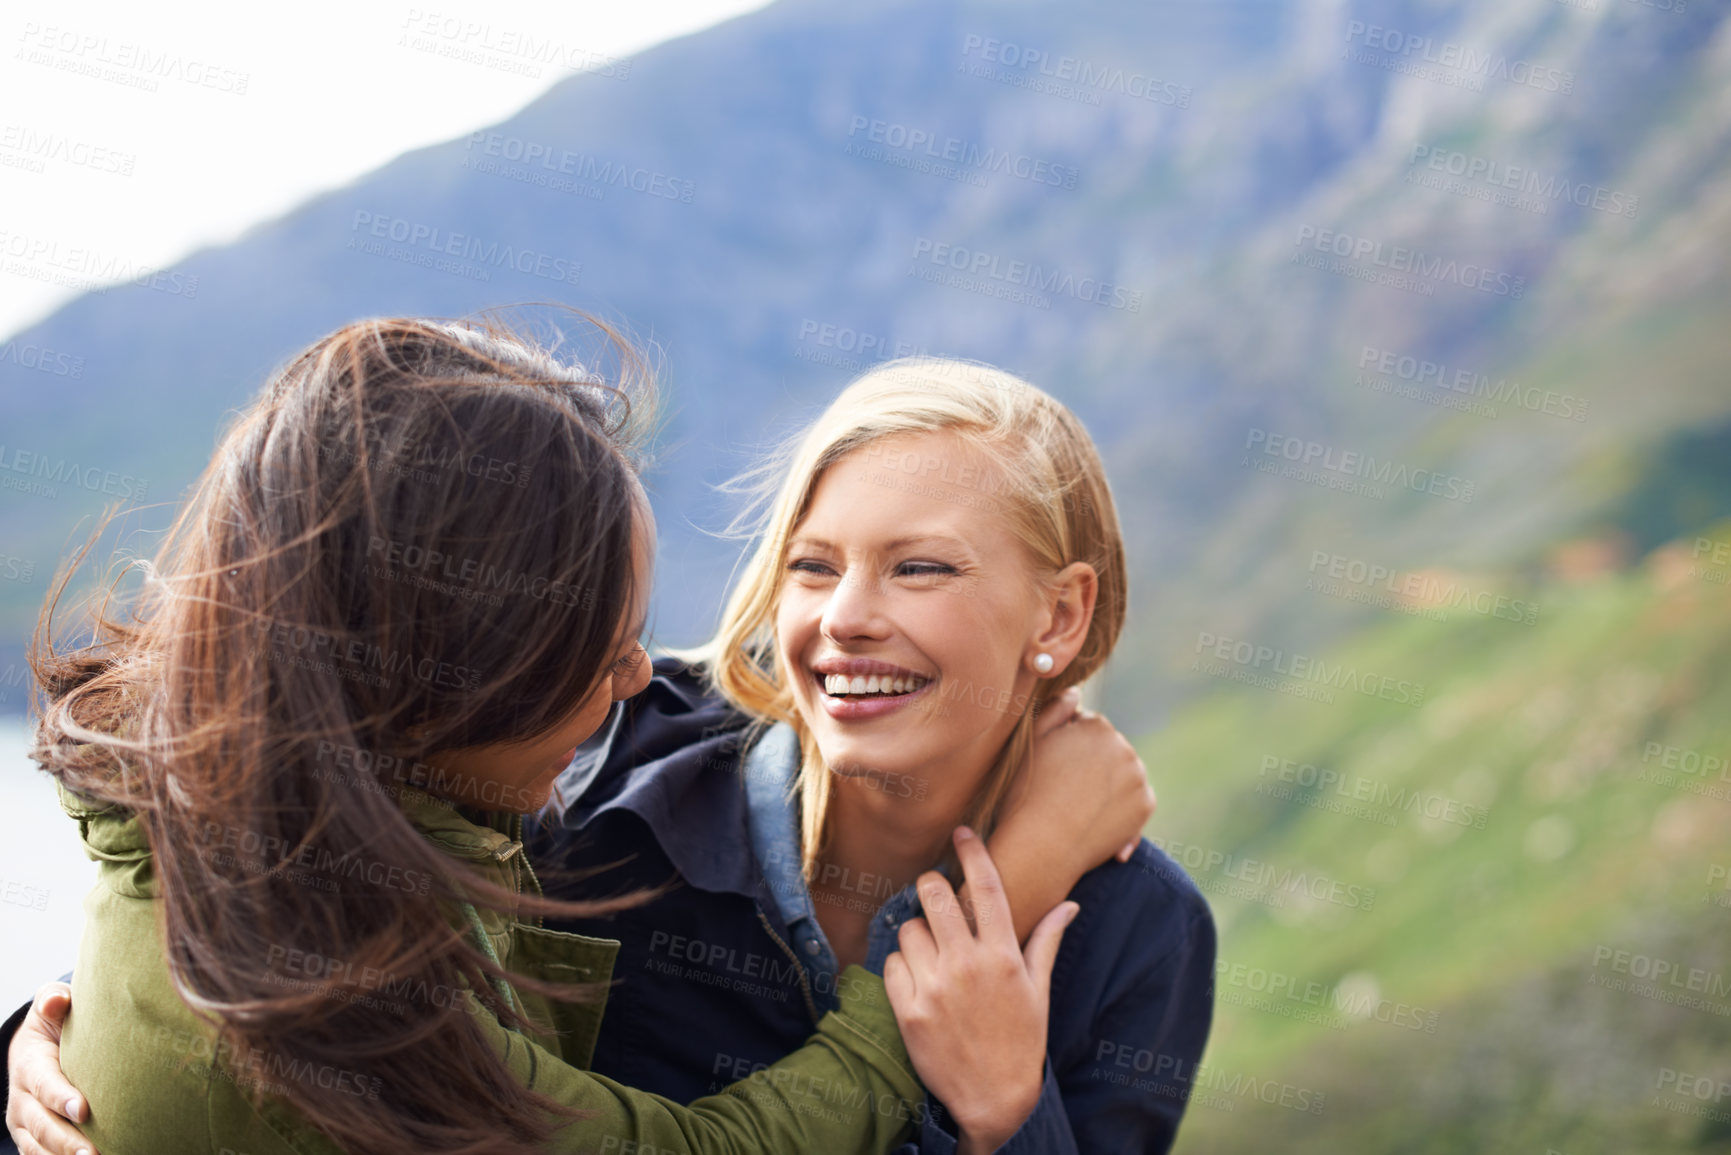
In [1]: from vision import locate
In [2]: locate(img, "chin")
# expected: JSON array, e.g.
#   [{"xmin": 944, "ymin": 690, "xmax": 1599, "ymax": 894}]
[{"xmin": 815, "ymin": 733, "xmax": 921, "ymax": 778}]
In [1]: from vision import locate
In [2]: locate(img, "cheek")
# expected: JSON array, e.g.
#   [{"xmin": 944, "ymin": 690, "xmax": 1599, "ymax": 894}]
[{"xmin": 776, "ymin": 595, "xmax": 817, "ymax": 663}]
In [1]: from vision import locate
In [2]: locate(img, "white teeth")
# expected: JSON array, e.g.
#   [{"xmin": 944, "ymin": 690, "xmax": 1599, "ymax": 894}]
[{"xmin": 819, "ymin": 671, "xmax": 929, "ymax": 696}]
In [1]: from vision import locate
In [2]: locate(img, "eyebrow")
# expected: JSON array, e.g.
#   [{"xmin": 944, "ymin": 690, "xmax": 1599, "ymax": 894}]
[{"xmin": 786, "ymin": 534, "xmax": 970, "ymax": 553}]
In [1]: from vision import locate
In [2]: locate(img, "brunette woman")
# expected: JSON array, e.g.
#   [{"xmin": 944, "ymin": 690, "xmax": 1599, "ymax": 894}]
[{"xmin": 2, "ymin": 320, "xmax": 1136, "ymax": 1155}]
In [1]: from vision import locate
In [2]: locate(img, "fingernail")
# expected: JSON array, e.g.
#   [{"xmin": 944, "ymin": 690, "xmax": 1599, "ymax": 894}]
[
  {"xmin": 67, "ymin": 1095, "xmax": 83, "ymax": 1117},
  {"xmin": 954, "ymin": 825, "xmax": 975, "ymax": 841},
  {"xmin": 1065, "ymin": 902, "xmax": 1081, "ymax": 925}
]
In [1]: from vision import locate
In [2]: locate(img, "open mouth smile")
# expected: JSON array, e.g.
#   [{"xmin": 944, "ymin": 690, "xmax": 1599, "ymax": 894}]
[{"xmin": 810, "ymin": 659, "xmax": 936, "ymax": 719}]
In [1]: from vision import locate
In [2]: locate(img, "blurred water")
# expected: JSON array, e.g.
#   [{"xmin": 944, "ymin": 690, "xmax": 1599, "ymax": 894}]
[{"xmin": 0, "ymin": 719, "xmax": 96, "ymax": 1007}]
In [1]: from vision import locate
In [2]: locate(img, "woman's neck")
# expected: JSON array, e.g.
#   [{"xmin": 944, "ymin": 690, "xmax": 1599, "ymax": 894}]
[
  {"xmin": 823, "ymin": 779, "xmax": 965, "ymax": 896},
  {"xmin": 809, "ymin": 748, "xmax": 996, "ymax": 970}
]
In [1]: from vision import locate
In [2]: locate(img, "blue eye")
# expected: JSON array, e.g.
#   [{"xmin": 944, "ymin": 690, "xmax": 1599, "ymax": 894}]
[{"xmin": 899, "ymin": 562, "xmax": 956, "ymax": 577}]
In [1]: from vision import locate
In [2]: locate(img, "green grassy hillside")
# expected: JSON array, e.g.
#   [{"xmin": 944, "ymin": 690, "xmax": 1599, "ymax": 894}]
[{"xmin": 1143, "ymin": 524, "xmax": 1731, "ymax": 1153}]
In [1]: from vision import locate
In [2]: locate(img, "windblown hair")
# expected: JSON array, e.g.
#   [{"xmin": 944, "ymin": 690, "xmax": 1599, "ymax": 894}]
[
  {"xmin": 30, "ymin": 314, "xmax": 653, "ymax": 1153},
  {"xmin": 693, "ymin": 357, "xmax": 1127, "ymax": 874}
]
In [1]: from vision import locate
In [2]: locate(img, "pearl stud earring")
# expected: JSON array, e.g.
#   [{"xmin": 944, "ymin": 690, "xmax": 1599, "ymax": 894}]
[{"xmin": 1034, "ymin": 652, "xmax": 1055, "ymax": 674}]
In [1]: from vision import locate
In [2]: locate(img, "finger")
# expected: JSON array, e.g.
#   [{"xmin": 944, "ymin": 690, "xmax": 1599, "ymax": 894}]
[
  {"xmin": 1116, "ymin": 839, "xmax": 1138, "ymax": 863},
  {"xmin": 1032, "ymin": 687, "xmax": 1081, "ymax": 737},
  {"xmin": 883, "ymin": 951, "xmax": 915, "ymax": 1008},
  {"xmin": 32, "ymin": 984, "xmax": 71, "ymax": 1031},
  {"xmin": 1020, "ymin": 901, "xmax": 1080, "ymax": 1003},
  {"xmin": 13, "ymin": 1094, "xmax": 92, "ymax": 1155},
  {"xmin": 896, "ymin": 915, "xmax": 939, "ymax": 976},
  {"xmin": 950, "ymin": 826, "xmax": 1017, "ymax": 951},
  {"xmin": 18, "ymin": 1015, "xmax": 87, "ymax": 1127},
  {"xmin": 916, "ymin": 865, "xmax": 973, "ymax": 955}
]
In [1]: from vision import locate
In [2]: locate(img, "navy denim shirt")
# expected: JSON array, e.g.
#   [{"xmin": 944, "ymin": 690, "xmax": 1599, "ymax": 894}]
[{"xmin": 529, "ymin": 660, "xmax": 1217, "ymax": 1154}]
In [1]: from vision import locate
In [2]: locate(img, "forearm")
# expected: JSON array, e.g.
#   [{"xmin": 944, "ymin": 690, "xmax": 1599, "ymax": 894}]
[
  {"xmin": 508, "ymin": 967, "xmax": 925, "ymax": 1153},
  {"xmin": 976, "ymin": 813, "xmax": 1088, "ymax": 944}
]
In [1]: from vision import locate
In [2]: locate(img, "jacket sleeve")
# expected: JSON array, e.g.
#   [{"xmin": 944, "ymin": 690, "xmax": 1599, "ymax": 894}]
[
  {"xmin": 491, "ymin": 965, "xmax": 925, "ymax": 1153},
  {"xmin": 1062, "ymin": 901, "xmax": 1218, "ymax": 1154},
  {"xmin": 890, "ymin": 1061, "xmax": 1077, "ymax": 1155}
]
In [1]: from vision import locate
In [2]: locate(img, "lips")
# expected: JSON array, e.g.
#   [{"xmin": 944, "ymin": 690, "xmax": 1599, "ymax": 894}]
[
  {"xmin": 810, "ymin": 657, "xmax": 933, "ymax": 699},
  {"xmin": 821, "ymin": 672, "xmax": 931, "ymax": 697},
  {"xmin": 808, "ymin": 657, "xmax": 936, "ymax": 721}
]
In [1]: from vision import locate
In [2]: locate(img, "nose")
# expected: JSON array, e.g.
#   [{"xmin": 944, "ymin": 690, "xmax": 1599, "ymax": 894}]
[{"xmin": 820, "ymin": 559, "xmax": 890, "ymax": 645}]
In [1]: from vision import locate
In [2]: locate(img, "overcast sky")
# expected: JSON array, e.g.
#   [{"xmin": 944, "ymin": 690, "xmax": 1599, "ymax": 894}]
[{"xmin": 0, "ymin": 0, "xmax": 774, "ymax": 338}]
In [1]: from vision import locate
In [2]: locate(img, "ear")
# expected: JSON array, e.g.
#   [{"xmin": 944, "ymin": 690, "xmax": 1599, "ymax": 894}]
[{"xmin": 1027, "ymin": 561, "xmax": 1098, "ymax": 677}]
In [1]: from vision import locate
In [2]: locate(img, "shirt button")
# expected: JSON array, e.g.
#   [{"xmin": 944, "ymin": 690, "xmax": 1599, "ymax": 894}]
[{"xmin": 804, "ymin": 939, "xmax": 820, "ymax": 956}]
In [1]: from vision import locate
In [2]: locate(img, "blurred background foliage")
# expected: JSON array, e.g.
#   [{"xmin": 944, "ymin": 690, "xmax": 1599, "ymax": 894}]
[{"xmin": 3, "ymin": 0, "xmax": 1729, "ymax": 1149}]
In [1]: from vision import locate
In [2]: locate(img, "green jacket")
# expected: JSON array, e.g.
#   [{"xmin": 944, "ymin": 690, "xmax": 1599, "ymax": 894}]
[{"xmin": 57, "ymin": 785, "xmax": 924, "ymax": 1153}]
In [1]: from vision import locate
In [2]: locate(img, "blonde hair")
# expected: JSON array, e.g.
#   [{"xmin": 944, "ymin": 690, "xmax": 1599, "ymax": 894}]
[{"xmin": 691, "ymin": 357, "xmax": 1127, "ymax": 875}]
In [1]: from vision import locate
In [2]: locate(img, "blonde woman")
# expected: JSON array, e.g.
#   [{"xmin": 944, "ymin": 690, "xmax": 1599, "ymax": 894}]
[
  {"xmin": 6, "ymin": 356, "xmax": 1205, "ymax": 1154},
  {"xmin": 523, "ymin": 358, "xmax": 1216, "ymax": 1153},
  {"xmin": 0, "ymin": 328, "xmax": 1143, "ymax": 1155}
]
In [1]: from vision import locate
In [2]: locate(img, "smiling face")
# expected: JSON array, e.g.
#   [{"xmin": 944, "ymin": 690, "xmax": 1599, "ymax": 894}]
[
  {"xmin": 776, "ymin": 430, "xmax": 1057, "ymax": 800},
  {"xmin": 439, "ymin": 486, "xmax": 656, "ymax": 811}
]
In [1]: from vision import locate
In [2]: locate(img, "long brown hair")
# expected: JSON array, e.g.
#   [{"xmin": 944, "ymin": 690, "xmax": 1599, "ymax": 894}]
[{"xmin": 30, "ymin": 314, "xmax": 654, "ymax": 1152}]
